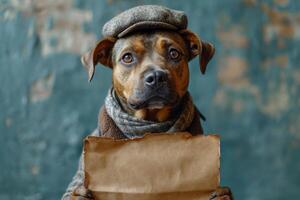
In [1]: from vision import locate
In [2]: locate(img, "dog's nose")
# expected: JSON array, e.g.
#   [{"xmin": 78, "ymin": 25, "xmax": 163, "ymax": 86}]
[{"xmin": 144, "ymin": 70, "xmax": 168, "ymax": 87}]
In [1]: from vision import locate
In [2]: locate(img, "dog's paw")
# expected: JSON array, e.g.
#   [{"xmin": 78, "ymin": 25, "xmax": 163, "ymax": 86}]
[
  {"xmin": 71, "ymin": 196, "xmax": 93, "ymax": 200},
  {"xmin": 209, "ymin": 186, "xmax": 233, "ymax": 200},
  {"xmin": 71, "ymin": 186, "xmax": 94, "ymax": 200}
]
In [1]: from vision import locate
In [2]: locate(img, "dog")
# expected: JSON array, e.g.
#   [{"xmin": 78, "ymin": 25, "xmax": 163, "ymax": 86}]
[{"xmin": 62, "ymin": 5, "xmax": 233, "ymax": 200}]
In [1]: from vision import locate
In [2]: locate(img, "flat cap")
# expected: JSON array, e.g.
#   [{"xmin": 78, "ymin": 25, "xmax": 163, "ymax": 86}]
[{"xmin": 102, "ymin": 5, "xmax": 188, "ymax": 38}]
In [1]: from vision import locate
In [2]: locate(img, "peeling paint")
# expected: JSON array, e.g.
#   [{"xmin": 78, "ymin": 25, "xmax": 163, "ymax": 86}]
[
  {"xmin": 217, "ymin": 26, "xmax": 248, "ymax": 48},
  {"xmin": 243, "ymin": 0, "xmax": 257, "ymax": 6},
  {"xmin": 262, "ymin": 54, "xmax": 289, "ymax": 69},
  {"xmin": 7, "ymin": 0, "xmax": 97, "ymax": 56},
  {"xmin": 29, "ymin": 73, "xmax": 55, "ymax": 103},
  {"xmin": 216, "ymin": 1, "xmax": 298, "ymax": 120},
  {"xmin": 261, "ymin": 3, "xmax": 300, "ymax": 42},
  {"xmin": 274, "ymin": 0, "xmax": 290, "ymax": 7},
  {"xmin": 218, "ymin": 56, "xmax": 248, "ymax": 87},
  {"xmin": 258, "ymin": 81, "xmax": 290, "ymax": 116},
  {"xmin": 213, "ymin": 89, "xmax": 246, "ymax": 113}
]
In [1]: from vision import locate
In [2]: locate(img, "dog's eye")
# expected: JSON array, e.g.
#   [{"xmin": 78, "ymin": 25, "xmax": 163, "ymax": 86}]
[
  {"xmin": 169, "ymin": 48, "xmax": 181, "ymax": 60},
  {"xmin": 121, "ymin": 53, "xmax": 134, "ymax": 64}
]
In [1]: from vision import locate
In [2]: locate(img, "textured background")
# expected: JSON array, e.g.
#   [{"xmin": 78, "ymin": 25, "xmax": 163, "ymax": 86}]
[{"xmin": 1, "ymin": 0, "xmax": 300, "ymax": 199}]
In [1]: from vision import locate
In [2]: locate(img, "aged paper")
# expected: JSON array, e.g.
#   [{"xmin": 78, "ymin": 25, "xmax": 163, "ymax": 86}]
[{"xmin": 84, "ymin": 132, "xmax": 220, "ymax": 200}]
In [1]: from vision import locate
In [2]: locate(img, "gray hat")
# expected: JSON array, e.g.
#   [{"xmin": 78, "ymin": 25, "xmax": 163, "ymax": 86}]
[{"xmin": 102, "ymin": 5, "xmax": 188, "ymax": 38}]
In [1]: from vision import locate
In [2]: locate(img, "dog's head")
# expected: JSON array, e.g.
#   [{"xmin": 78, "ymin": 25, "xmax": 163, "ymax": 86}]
[{"xmin": 81, "ymin": 30, "xmax": 214, "ymax": 121}]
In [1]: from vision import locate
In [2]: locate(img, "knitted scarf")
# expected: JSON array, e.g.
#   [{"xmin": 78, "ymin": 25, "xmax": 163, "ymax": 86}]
[{"xmin": 105, "ymin": 88, "xmax": 195, "ymax": 138}]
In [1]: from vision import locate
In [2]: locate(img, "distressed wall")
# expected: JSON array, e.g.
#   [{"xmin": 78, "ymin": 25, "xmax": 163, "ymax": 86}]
[{"xmin": 1, "ymin": 0, "xmax": 300, "ymax": 199}]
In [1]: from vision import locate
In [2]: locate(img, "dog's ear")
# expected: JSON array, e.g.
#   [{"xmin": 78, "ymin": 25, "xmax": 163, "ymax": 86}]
[
  {"xmin": 180, "ymin": 30, "xmax": 215, "ymax": 74},
  {"xmin": 199, "ymin": 41, "xmax": 215, "ymax": 74},
  {"xmin": 81, "ymin": 37, "xmax": 116, "ymax": 81}
]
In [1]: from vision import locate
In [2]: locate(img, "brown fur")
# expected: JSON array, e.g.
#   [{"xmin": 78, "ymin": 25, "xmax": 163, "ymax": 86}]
[
  {"xmin": 112, "ymin": 32, "xmax": 189, "ymax": 120},
  {"xmin": 82, "ymin": 30, "xmax": 215, "ymax": 121}
]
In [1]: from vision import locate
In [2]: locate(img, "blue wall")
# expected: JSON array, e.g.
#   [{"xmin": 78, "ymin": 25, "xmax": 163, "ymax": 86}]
[{"xmin": 1, "ymin": 0, "xmax": 300, "ymax": 199}]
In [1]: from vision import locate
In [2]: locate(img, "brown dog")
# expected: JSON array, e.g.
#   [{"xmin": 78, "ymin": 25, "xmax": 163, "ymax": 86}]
[
  {"xmin": 71, "ymin": 30, "xmax": 233, "ymax": 200},
  {"xmin": 83, "ymin": 30, "xmax": 213, "ymax": 122}
]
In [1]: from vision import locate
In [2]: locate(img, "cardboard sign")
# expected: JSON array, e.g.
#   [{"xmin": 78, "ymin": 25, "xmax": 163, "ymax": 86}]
[{"xmin": 84, "ymin": 133, "xmax": 220, "ymax": 200}]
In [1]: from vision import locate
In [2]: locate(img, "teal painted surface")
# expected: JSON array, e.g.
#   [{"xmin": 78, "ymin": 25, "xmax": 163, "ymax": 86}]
[{"xmin": 1, "ymin": 0, "xmax": 300, "ymax": 199}]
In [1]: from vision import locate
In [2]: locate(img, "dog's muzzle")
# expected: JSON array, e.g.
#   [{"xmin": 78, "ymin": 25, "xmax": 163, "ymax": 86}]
[{"xmin": 128, "ymin": 69, "xmax": 178, "ymax": 110}]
